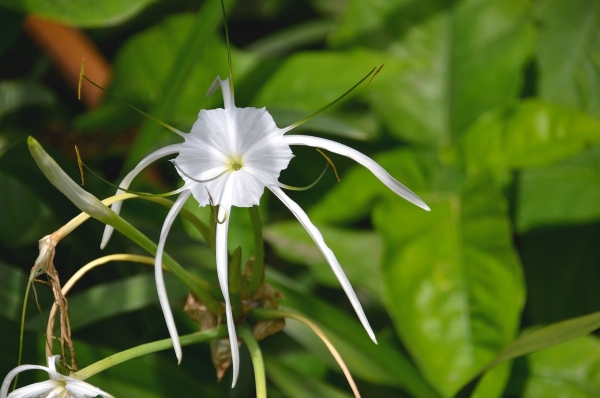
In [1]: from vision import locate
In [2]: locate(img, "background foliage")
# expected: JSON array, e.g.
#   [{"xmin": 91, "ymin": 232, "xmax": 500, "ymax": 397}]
[{"xmin": 1, "ymin": 0, "xmax": 600, "ymax": 397}]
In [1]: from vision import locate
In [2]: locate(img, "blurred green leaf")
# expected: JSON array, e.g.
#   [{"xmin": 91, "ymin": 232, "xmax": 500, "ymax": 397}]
[
  {"xmin": 517, "ymin": 144, "xmax": 600, "ymax": 231},
  {"xmin": 462, "ymin": 100, "xmax": 600, "ymax": 178},
  {"xmin": 373, "ymin": 176, "xmax": 524, "ymax": 396},
  {"xmin": 536, "ymin": 0, "xmax": 600, "ymax": 118},
  {"xmin": 332, "ymin": 0, "xmax": 534, "ymax": 145},
  {"xmin": 0, "ymin": 262, "xmax": 26, "ymax": 321},
  {"xmin": 0, "ymin": 0, "xmax": 153, "ymax": 27},
  {"xmin": 264, "ymin": 221, "xmax": 382, "ymax": 298},
  {"xmin": 505, "ymin": 335, "xmax": 600, "ymax": 397},
  {"xmin": 253, "ymin": 49, "xmax": 387, "ymax": 111},
  {"xmin": 245, "ymin": 19, "xmax": 334, "ymax": 57},
  {"xmin": 0, "ymin": 79, "xmax": 55, "ymax": 121},
  {"xmin": 266, "ymin": 358, "xmax": 353, "ymax": 398},
  {"xmin": 0, "ymin": 171, "xmax": 50, "ymax": 246},
  {"xmin": 309, "ymin": 148, "xmax": 436, "ymax": 224},
  {"xmin": 268, "ymin": 276, "xmax": 441, "ymax": 398},
  {"xmin": 0, "ymin": 8, "xmax": 22, "ymax": 58},
  {"xmin": 68, "ymin": 273, "xmax": 187, "ymax": 331}
]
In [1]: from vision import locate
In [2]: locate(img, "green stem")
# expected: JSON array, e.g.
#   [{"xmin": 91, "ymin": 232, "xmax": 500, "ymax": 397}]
[
  {"xmin": 13, "ymin": 279, "xmax": 32, "ymax": 390},
  {"xmin": 238, "ymin": 325, "xmax": 266, "ymax": 398},
  {"xmin": 248, "ymin": 207, "xmax": 264, "ymax": 293},
  {"xmin": 72, "ymin": 326, "xmax": 226, "ymax": 381}
]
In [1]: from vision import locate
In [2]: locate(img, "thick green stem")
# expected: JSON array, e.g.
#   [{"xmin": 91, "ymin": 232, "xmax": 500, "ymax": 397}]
[
  {"xmin": 72, "ymin": 327, "xmax": 226, "ymax": 381},
  {"xmin": 248, "ymin": 206, "xmax": 264, "ymax": 293},
  {"xmin": 238, "ymin": 325, "xmax": 266, "ymax": 398}
]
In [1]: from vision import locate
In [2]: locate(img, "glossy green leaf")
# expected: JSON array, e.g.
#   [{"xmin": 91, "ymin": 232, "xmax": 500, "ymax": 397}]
[
  {"xmin": 373, "ymin": 176, "xmax": 524, "ymax": 396},
  {"xmin": 267, "ymin": 276, "xmax": 441, "ymax": 398},
  {"xmin": 462, "ymin": 100, "xmax": 600, "ymax": 177},
  {"xmin": 0, "ymin": 0, "xmax": 153, "ymax": 27},
  {"xmin": 536, "ymin": 0, "xmax": 600, "ymax": 118},
  {"xmin": 516, "ymin": 144, "xmax": 600, "ymax": 231},
  {"xmin": 505, "ymin": 335, "xmax": 600, "ymax": 397},
  {"xmin": 332, "ymin": 0, "xmax": 534, "ymax": 145},
  {"xmin": 265, "ymin": 358, "xmax": 353, "ymax": 398},
  {"xmin": 263, "ymin": 221, "xmax": 382, "ymax": 298},
  {"xmin": 0, "ymin": 262, "xmax": 26, "ymax": 322}
]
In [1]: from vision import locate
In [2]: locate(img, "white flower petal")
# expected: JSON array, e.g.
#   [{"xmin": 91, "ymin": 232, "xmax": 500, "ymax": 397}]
[
  {"xmin": 155, "ymin": 189, "xmax": 192, "ymax": 364},
  {"xmin": 6, "ymin": 381, "xmax": 58, "ymax": 398},
  {"xmin": 1, "ymin": 364, "xmax": 49, "ymax": 398},
  {"xmin": 215, "ymin": 175, "xmax": 240, "ymax": 388},
  {"xmin": 63, "ymin": 378, "xmax": 113, "ymax": 398},
  {"xmin": 269, "ymin": 185, "xmax": 377, "ymax": 344},
  {"xmin": 284, "ymin": 135, "xmax": 430, "ymax": 211},
  {"xmin": 101, "ymin": 144, "xmax": 183, "ymax": 249}
]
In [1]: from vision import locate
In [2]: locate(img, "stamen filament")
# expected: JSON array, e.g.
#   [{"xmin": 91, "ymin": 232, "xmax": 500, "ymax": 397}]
[
  {"xmin": 172, "ymin": 161, "xmax": 228, "ymax": 183},
  {"xmin": 277, "ymin": 163, "xmax": 329, "ymax": 191}
]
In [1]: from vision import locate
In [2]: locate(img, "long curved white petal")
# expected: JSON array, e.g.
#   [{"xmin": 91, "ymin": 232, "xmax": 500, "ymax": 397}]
[
  {"xmin": 269, "ymin": 185, "xmax": 377, "ymax": 344},
  {"xmin": 101, "ymin": 144, "xmax": 183, "ymax": 249},
  {"xmin": 284, "ymin": 135, "xmax": 430, "ymax": 211},
  {"xmin": 215, "ymin": 175, "xmax": 240, "ymax": 388},
  {"xmin": 155, "ymin": 189, "xmax": 192, "ymax": 364},
  {"xmin": 1, "ymin": 364, "xmax": 48, "ymax": 398}
]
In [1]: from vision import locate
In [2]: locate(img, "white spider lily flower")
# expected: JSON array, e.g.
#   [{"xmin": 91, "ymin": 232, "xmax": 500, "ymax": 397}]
[
  {"xmin": 101, "ymin": 76, "xmax": 429, "ymax": 387},
  {"xmin": 1, "ymin": 356, "xmax": 113, "ymax": 398}
]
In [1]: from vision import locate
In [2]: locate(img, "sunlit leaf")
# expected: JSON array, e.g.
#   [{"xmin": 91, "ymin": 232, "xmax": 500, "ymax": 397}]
[
  {"xmin": 536, "ymin": 0, "xmax": 600, "ymax": 119},
  {"xmin": 332, "ymin": 0, "xmax": 535, "ymax": 145},
  {"xmin": 373, "ymin": 176, "xmax": 524, "ymax": 396},
  {"xmin": 0, "ymin": 0, "xmax": 153, "ymax": 27},
  {"xmin": 462, "ymin": 100, "xmax": 600, "ymax": 178},
  {"xmin": 516, "ymin": 144, "xmax": 600, "ymax": 231}
]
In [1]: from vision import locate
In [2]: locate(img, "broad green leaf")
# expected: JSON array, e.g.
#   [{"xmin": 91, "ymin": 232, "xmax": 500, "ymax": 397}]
[
  {"xmin": 263, "ymin": 221, "xmax": 383, "ymax": 298},
  {"xmin": 268, "ymin": 276, "xmax": 441, "ymax": 398},
  {"xmin": 0, "ymin": 79, "xmax": 56, "ymax": 121},
  {"xmin": 332, "ymin": 0, "xmax": 534, "ymax": 145},
  {"xmin": 253, "ymin": 49, "xmax": 387, "ymax": 111},
  {"xmin": 0, "ymin": 262, "xmax": 26, "ymax": 321},
  {"xmin": 265, "ymin": 358, "xmax": 353, "ymax": 398},
  {"xmin": 536, "ymin": 0, "xmax": 600, "ymax": 118},
  {"xmin": 519, "ymin": 223, "xmax": 600, "ymax": 325},
  {"xmin": 462, "ymin": 100, "xmax": 600, "ymax": 178},
  {"xmin": 309, "ymin": 148, "xmax": 436, "ymax": 224},
  {"xmin": 0, "ymin": 0, "xmax": 153, "ymax": 27},
  {"xmin": 516, "ymin": 144, "xmax": 600, "ymax": 231},
  {"xmin": 505, "ymin": 335, "xmax": 600, "ymax": 397},
  {"xmin": 373, "ymin": 176, "xmax": 524, "ymax": 396}
]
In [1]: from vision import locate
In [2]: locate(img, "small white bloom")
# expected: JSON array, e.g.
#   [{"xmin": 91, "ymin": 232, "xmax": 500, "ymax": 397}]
[
  {"xmin": 1, "ymin": 356, "xmax": 113, "ymax": 398},
  {"xmin": 101, "ymin": 76, "xmax": 429, "ymax": 388}
]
